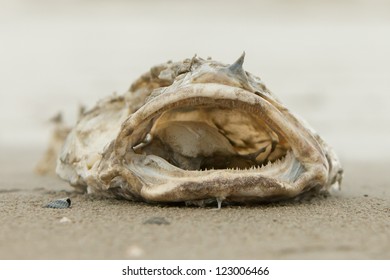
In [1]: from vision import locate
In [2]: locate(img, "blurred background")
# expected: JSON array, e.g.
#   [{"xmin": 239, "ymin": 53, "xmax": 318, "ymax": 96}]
[{"xmin": 1, "ymin": 0, "xmax": 389, "ymax": 162}]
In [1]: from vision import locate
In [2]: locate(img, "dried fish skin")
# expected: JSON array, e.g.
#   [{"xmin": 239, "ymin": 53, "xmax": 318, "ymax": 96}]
[{"xmin": 56, "ymin": 54, "xmax": 343, "ymax": 204}]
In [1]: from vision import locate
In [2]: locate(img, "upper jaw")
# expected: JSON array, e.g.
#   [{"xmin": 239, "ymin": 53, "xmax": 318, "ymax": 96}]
[{"xmin": 111, "ymin": 82, "xmax": 329, "ymax": 202}]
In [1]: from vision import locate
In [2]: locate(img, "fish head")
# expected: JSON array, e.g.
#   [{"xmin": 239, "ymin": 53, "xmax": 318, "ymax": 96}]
[{"xmin": 57, "ymin": 54, "xmax": 343, "ymax": 204}]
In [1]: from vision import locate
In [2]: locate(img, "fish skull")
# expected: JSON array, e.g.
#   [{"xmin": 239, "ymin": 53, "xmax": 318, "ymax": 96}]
[{"xmin": 56, "ymin": 54, "xmax": 343, "ymax": 204}]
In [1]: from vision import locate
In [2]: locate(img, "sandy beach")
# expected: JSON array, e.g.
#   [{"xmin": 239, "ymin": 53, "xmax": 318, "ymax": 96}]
[
  {"xmin": 1, "ymin": 0, "xmax": 389, "ymax": 259},
  {"xmin": 0, "ymin": 148, "xmax": 389, "ymax": 259}
]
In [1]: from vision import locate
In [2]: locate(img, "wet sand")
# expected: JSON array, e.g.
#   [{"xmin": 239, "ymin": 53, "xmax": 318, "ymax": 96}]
[{"xmin": 0, "ymin": 148, "xmax": 389, "ymax": 259}]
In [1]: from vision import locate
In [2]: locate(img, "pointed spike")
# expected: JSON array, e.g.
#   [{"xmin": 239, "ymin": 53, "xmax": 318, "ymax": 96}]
[
  {"xmin": 78, "ymin": 104, "xmax": 86, "ymax": 120},
  {"xmin": 216, "ymin": 197, "xmax": 224, "ymax": 210},
  {"xmin": 228, "ymin": 52, "xmax": 246, "ymax": 73},
  {"xmin": 190, "ymin": 54, "xmax": 201, "ymax": 68},
  {"xmin": 49, "ymin": 112, "xmax": 63, "ymax": 124}
]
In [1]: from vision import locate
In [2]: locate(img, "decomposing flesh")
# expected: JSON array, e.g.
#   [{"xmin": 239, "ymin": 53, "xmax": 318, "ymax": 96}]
[{"xmin": 53, "ymin": 54, "xmax": 343, "ymax": 205}]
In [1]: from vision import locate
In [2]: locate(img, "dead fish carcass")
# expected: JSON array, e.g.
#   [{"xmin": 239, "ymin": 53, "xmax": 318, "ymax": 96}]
[{"xmin": 55, "ymin": 54, "xmax": 343, "ymax": 204}]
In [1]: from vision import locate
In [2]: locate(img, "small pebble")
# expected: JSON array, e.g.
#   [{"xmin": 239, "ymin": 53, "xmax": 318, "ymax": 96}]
[
  {"xmin": 143, "ymin": 217, "xmax": 170, "ymax": 225},
  {"xmin": 59, "ymin": 217, "xmax": 72, "ymax": 223},
  {"xmin": 126, "ymin": 245, "xmax": 144, "ymax": 258},
  {"xmin": 44, "ymin": 198, "xmax": 71, "ymax": 209}
]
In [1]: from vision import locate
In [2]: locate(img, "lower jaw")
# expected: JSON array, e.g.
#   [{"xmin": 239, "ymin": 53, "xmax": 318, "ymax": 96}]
[
  {"xmin": 125, "ymin": 158, "xmax": 301, "ymax": 204},
  {"xmin": 125, "ymin": 157, "xmax": 302, "ymax": 203}
]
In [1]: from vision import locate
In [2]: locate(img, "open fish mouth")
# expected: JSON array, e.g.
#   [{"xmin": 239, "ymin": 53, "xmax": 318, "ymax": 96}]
[
  {"xmin": 132, "ymin": 96, "xmax": 291, "ymax": 171},
  {"xmin": 56, "ymin": 54, "xmax": 343, "ymax": 204}
]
